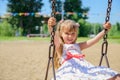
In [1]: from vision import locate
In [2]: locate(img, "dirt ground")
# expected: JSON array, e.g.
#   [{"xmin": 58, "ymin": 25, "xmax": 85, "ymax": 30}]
[{"xmin": 0, "ymin": 40, "xmax": 120, "ymax": 80}]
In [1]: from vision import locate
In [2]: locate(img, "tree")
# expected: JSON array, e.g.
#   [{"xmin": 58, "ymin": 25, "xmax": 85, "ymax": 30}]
[
  {"xmin": 78, "ymin": 19, "xmax": 92, "ymax": 37},
  {"xmin": 109, "ymin": 22, "xmax": 120, "ymax": 38},
  {"xmin": 0, "ymin": 20, "xmax": 14, "ymax": 36},
  {"xmin": 7, "ymin": 0, "xmax": 43, "ymax": 35},
  {"xmin": 50, "ymin": 0, "xmax": 89, "ymax": 21},
  {"xmin": 116, "ymin": 22, "xmax": 120, "ymax": 31},
  {"xmin": 64, "ymin": 0, "xmax": 89, "ymax": 20}
]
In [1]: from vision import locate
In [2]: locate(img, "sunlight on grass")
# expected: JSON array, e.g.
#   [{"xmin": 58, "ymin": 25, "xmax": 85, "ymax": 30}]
[
  {"xmin": 0, "ymin": 36, "xmax": 120, "ymax": 44},
  {"xmin": 0, "ymin": 36, "xmax": 50, "ymax": 41},
  {"xmin": 77, "ymin": 37, "xmax": 120, "ymax": 44}
]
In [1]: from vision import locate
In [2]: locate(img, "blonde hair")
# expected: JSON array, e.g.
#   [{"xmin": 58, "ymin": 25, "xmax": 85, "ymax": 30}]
[{"xmin": 54, "ymin": 19, "xmax": 79, "ymax": 69}]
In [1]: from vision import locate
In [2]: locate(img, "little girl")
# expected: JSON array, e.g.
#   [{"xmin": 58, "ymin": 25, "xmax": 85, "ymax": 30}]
[{"xmin": 48, "ymin": 17, "xmax": 120, "ymax": 80}]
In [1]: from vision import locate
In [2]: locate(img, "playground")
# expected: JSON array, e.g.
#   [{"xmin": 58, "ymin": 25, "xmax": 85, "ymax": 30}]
[
  {"xmin": 0, "ymin": 0, "xmax": 120, "ymax": 79},
  {"xmin": 0, "ymin": 40, "xmax": 120, "ymax": 80}
]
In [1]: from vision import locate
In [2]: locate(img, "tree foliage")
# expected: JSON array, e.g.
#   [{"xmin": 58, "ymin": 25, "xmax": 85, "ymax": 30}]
[
  {"xmin": 54, "ymin": 0, "xmax": 89, "ymax": 21},
  {"xmin": 0, "ymin": 20, "xmax": 14, "ymax": 36},
  {"xmin": 109, "ymin": 22, "xmax": 120, "ymax": 38},
  {"xmin": 7, "ymin": 0, "xmax": 43, "ymax": 35},
  {"xmin": 78, "ymin": 19, "xmax": 92, "ymax": 37},
  {"xmin": 5, "ymin": 0, "xmax": 119, "ymax": 38},
  {"xmin": 64, "ymin": 0, "xmax": 89, "ymax": 20}
]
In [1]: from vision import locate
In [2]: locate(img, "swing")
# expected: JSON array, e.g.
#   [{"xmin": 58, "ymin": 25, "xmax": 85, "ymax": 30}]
[
  {"xmin": 44, "ymin": 0, "xmax": 112, "ymax": 80},
  {"xmin": 99, "ymin": 0, "xmax": 112, "ymax": 68}
]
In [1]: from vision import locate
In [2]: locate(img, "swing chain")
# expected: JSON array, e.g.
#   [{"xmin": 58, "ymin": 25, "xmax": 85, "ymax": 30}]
[
  {"xmin": 105, "ymin": 0, "xmax": 112, "ymax": 23},
  {"xmin": 49, "ymin": 0, "xmax": 56, "ymax": 59},
  {"xmin": 99, "ymin": 0, "xmax": 112, "ymax": 68},
  {"xmin": 51, "ymin": 0, "xmax": 56, "ymax": 17},
  {"xmin": 103, "ymin": 0, "xmax": 112, "ymax": 53},
  {"xmin": 44, "ymin": 0, "xmax": 56, "ymax": 80},
  {"xmin": 49, "ymin": 28, "xmax": 55, "ymax": 58},
  {"xmin": 49, "ymin": 0, "xmax": 56, "ymax": 58}
]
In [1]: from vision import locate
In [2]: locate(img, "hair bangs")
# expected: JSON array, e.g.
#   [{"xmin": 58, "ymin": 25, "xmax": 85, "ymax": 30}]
[
  {"xmin": 60, "ymin": 20, "xmax": 78, "ymax": 33},
  {"xmin": 63, "ymin": 25, "xmax": 77, "ymax": 32}
]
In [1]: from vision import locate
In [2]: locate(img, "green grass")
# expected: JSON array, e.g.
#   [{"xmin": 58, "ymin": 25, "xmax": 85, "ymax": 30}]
[
  {"xmin": 77, "ymin": 37, "xmax": 120, "ymax": 44},
  {"xmin": 0, "ymin": 36, "xmax": 120, "ymax": 44},
  {"xmin": 77, "ymin": 37, "xmax": 90, "ymax": 42},
  {"xmin": 108, "ymin": 38, "xmax": 120, "ymax": 44},
  {"xmin": 0, "ymin": 36, "xmax": 50, "ymax": 41}
]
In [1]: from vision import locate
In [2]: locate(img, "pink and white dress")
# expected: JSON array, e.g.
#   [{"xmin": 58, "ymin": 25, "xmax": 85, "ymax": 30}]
[{"xmin": 52, "ymin": 43, "xmax": 118, "ymax": 80}]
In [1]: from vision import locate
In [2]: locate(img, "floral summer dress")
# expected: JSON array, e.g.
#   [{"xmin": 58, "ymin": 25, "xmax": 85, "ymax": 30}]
[{"xmin": 52, "ymin": 43, "xmax": 118, "ymax": 80}]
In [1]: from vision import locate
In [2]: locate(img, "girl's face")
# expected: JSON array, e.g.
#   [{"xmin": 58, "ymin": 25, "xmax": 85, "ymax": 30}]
[
  {"xmin": 61, "ymin": 30, "xmax": 77, "ymax": 44},
  {"xmin": 58, "ymin": 20, "xmax": 79, "ymax": 44}
]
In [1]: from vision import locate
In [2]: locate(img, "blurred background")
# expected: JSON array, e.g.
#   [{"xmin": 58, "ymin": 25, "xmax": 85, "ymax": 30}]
[{"xmin": 0, "ymin": 0, "xmax": 120, "ymax": 38}]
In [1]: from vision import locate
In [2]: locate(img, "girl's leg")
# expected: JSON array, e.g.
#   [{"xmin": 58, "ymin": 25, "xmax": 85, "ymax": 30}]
[{"xmin": 108, "ymin": 74, "xmax": 120, "ymax": 80}]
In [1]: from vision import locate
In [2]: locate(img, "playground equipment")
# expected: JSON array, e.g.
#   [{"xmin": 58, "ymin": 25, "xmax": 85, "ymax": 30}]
[{"xmin": 44, "ymin": 0, "xmax": 112, "ymax": 80}]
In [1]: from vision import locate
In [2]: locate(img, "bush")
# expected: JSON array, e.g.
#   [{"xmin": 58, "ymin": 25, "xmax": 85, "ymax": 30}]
[
  {"xmin": 0, "ymin": 20, "xmax": 14, "ymax": 36},
  {"xmin": 108, "ymin": 24, "xmax": 120, "ymax": 38}
]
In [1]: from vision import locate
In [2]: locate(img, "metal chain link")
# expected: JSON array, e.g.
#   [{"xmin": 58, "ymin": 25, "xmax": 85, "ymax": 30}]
[
  {"xmin": 99, "ymin": 0, "xmax": 112, "ymax": 68},
  {"xmin": 51, "ymin": 0, "xmax": 56, "ymax": 17},
  {"xmin": 105, "ymin": 0, "xmax": 112, "ymax": 23},
  {"xmin": 45, "ymin": 0, "xmax": 56, "ymax": 80}
]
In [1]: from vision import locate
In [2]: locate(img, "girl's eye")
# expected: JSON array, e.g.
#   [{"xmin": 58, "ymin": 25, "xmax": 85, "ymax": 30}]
[
  {"xmin": 70, "ymin": 32, "xmax": 75, "ymax": 35},
  {"xmin": 64, "ymin": 32, "xmax": 75, "ymax": 35},
  {"xmin": 72, "ymin": 33, "xmax": 75, "ymax": 35},
  {"xmin": 65, "ymin": 33, "xmax": 69, "ymax": 35}
]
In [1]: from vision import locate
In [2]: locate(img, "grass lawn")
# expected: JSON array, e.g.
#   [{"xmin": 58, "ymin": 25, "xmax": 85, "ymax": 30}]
[
  {"xmin": 0, "ymin": 36, "xmax": 120, "ymax": 44},
  {"xmin": 0, "ymin": 36, "xmax": 50, "ymax": 41}
]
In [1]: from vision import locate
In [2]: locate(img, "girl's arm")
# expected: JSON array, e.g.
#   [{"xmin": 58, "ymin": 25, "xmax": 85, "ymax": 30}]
[
  {"xmin": 79, "ymin": 22, "xmax": 111, "ymax": 50},
  {"xmin": 47, "ymin": 17, "xmax": 60, "ymax": 50}
]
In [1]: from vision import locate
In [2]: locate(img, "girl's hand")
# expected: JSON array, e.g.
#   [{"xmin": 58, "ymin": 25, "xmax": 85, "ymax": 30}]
[
  {"xmin": 48, "ymin": 17, "xmax": 56, "ymax": 27},
  {"xmin": 48, "ymin": 17, "xmax": 56, "ymax": 32},
  {"xmin": 103, "ymin": 22, "xmax": 111, "ymax": 30}
]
